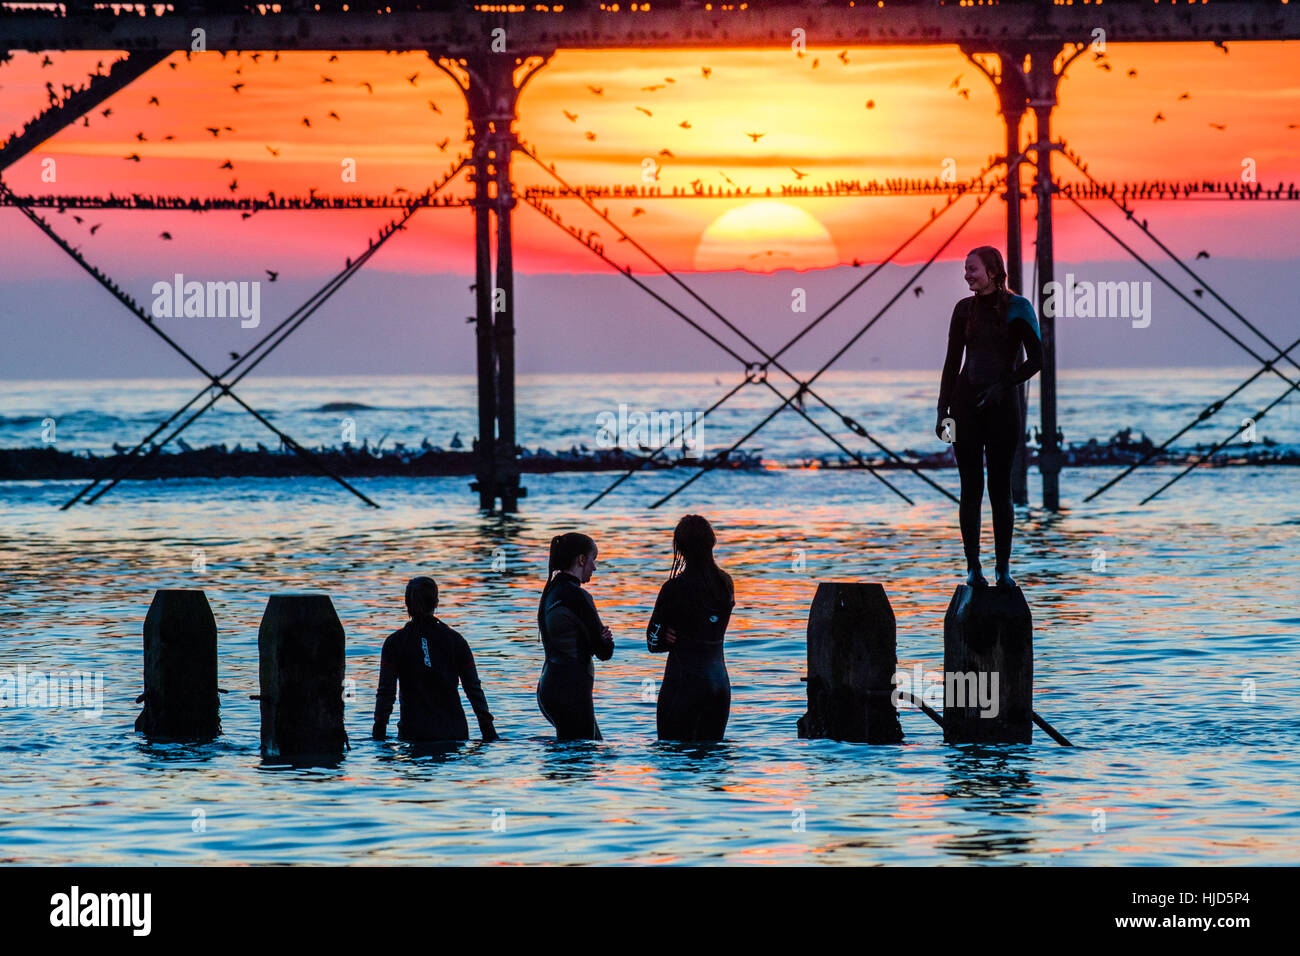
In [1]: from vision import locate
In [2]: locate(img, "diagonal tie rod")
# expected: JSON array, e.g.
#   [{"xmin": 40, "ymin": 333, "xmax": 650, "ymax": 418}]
[
  {"xmin": 518, "ymin": 144, "xmax": 1008, "ymax": 508},
  {"xmin": 650, "ymin": 185, "xmax": 999, "ymax": 510},
  {"xmin": 2, "ymin": 179, "xmax": 382, "ymax": 507},
  {"xmin": 519, "ymin": 192, "xmax": 915, "ymax": 504},
  {"xmin": 58, "ymin": 163, "xmax": 467, "ymax": 507}
]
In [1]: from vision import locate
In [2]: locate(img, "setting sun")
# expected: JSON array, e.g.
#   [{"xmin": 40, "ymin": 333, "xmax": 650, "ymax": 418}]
[{"xmin": 693, "ymin": 199, "xmax": 839, "ymax": 272}]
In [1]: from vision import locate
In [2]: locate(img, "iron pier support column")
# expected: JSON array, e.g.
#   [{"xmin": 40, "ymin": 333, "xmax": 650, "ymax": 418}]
[
  {"xmin": 972, "ymin": 41, "xmax": 1085, "ymax": 512},
  {"xmin": 433, "ymin": 42, "xmax": 552, "ymax": 512},
  {"xmin": 964, "ymin": 45, "xmax": 1031, "ymax": 505},
  {"xmin": 1026, "ymin": 45, "xmax": 1068, "ymax": 512}
]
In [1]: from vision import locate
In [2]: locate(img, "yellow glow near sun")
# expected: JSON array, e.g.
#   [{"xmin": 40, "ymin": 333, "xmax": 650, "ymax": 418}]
[{"xmin": 693, "ymin": 200, "xmax": 839, "ymax": 273}]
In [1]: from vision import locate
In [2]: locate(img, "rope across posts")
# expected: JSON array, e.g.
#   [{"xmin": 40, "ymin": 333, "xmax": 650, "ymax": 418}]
[{"xmin": 55, "ymin": 162, "xmax": 467, "ymax": 509}]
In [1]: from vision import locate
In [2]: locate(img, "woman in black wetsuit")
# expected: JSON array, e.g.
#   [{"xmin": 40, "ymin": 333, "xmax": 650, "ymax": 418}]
[
  {"xmin": 936, "ymin": 246, "xmax": 1043, "ymax": 589},
  {"xmin": 536, "ymin": 532, "xmax": 615, "ymax": 741},
  {"xmin": 646, "ymin": 514, "xmax": 735, "ymax": 741}
]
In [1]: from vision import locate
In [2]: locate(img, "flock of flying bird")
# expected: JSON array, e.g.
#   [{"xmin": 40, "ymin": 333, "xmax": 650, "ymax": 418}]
[{"xmin": 15, "ymin": 40, "xmax": 1288, "ymax": 268}]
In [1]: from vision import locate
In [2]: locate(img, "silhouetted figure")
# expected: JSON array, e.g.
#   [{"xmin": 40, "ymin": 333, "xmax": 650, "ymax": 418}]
[
  {"xmin": 647, "ymin": 515, "xmax": 734, "ymax": 741},
  {"xmin": 936, "ymin": 246, "xmax": 1043, "ymax": 588},
  {"xmin": 372, "ymin": 576, "xmax": 498, "ymax": 743},
  {"xmin": 536, "ymin": 532, "xmax": 613, "ymax": 741}
]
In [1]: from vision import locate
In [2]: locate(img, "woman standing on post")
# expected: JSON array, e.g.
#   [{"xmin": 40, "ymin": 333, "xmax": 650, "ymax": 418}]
[
  {"xmin": 936, "ymin": 246, "xmax": 1043, "ymax": 589},
  {"xmin": 646, "ymin": 515, "xmax": 735, "ymax": 742},
  {"xmin": 536, "ymin": 532, "xmax": 614, "ymax": 741}
]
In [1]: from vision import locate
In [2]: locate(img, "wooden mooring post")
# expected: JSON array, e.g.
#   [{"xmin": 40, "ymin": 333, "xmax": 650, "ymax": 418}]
[
  {"xmin": 134, "ymin": 588, "xmax": 221, "ymax": 740},
  {"xmin": 942, "ymin": 584, "xmax": 1033, "ymax": 744},
  {"xmin": 797, "ymin": 582, "xmax": 903, "ymax": 744},
  {"xmin": 257, "ymin": 594, "xmax": 348, "ymax": 759}
]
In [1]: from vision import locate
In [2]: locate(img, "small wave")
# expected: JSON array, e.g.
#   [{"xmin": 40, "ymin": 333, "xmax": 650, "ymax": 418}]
[{"xmin": 312, "ymin": 402, "xmax": 378, "ymax": 412}]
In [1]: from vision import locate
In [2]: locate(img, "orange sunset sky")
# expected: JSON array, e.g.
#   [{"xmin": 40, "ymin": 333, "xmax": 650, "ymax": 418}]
[{"xmin": 2, "ymin": 39, "xmax": 1299, "ymax": 281}]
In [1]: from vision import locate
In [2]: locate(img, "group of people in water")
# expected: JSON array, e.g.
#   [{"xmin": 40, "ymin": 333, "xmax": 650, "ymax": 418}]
[
  {"xmin": 372, "ymin": 245, "xmax": 1041, "ymax": 744},
  {"xmin": 372, "ymin": 514, "xmax": 735, "ymax": 745}
]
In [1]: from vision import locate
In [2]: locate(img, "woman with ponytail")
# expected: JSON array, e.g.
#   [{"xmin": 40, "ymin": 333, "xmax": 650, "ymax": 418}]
[
  {"xmin": 936, "ymin": 246, "xmax": 1043, "ymax": 588},
  {"xmin": 536, "ymin": 532, "xmax": 614, "ymax": 740},
  {"xmin": 645, "ymin": 515, "xmax": 734, "ymax": 741}
]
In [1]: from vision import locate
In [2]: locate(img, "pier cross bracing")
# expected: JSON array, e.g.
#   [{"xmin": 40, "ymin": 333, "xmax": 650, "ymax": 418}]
[{"xmin": 3, "ymin": 2, "xmax": 1298, "ymax": 513}]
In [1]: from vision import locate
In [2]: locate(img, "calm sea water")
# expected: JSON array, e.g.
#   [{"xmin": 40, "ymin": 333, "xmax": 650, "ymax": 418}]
[{"xmin": 1, "ymin": 370, "xmax": 1298, "ymax": 865}]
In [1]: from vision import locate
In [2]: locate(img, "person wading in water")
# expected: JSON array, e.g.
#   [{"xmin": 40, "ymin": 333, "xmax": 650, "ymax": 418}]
[
  {"xmin": 536, "ymin": 532, "xmax": 614, "ymax": 741},
  {"xmin": 936, "ymin": 245, "xmax": 1043, "ymax": 588},
  {"xmin": 646, "ymin": 514, "xmax": 734, "ymax": 742},
  {"xmin": 372, "ymin": 576, "xmax": 499, "ymax": 743}
]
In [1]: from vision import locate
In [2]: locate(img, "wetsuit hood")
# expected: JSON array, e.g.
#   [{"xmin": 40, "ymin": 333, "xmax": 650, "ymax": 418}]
[
  {"xmin": 975, "ymin": 290, "xmax": 1040, "ymax": 341},
  {"xmin": 1006, "ymin": 292, "xmax": 1041, "ymax": 341}
]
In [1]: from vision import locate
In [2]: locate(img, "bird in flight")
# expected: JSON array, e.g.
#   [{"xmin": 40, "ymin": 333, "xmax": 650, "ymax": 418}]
[
  {"xmin": 1127, "ymin": 68, "xmax": 1138, "ymax": 78},
  {"xmin": 265, "ymin": 269, "xmax": 279, "ymax": 281},
  {"xmin": 1153, "ymin": 112, "xmax": 1166, "ymax": 123},
  {"xmin": 636, "ymin": 106, "xmax": 652, "ymax": 117},
  {"xmin": 232, "ymin": 82, "xmax": 244, "ymax": 93},
  {"xmin": 206, "ymin": 126, "xmax": 221, "ymax": 137},
  {"xmin": 265, "ymin": 145, "xmax": 280, "ymax": 156},
  {"xmin": 563, "ymin": 110, "xmax": 578, "ymax": 122},
  {"xmin": 838, "ymin": 50, "xmax": 849, "ymax": 64},
  {"xmin": 865, "ymin": 99, "xmax": 875, "ymax": 109},
  {"xmin": 302, "ymin": 116, "xmax": 312, "ymax": 127},
  {"xmin": 360, "ymin": 81, "xmax": 373, "ymax": 93},
  {"xmin": 124, "ymin": 153, "xmax": 141, "ymax": 162},
  {"xmin": 641, "ymin": 84, "xmax": 665, "ymax": 92},
  {"xmin": 1195, "ymin": 250, "xmax": 1210, "ymax": 259},
  {"xmin": 148, "ymin": 95, "xmax": 160, "ymax": 106},
  {"xmin": 745, "ymin": 131, "xmax": 765, "ymax": 142},
  {"xmin": 436, "ymin": 138, "xmax": 449, "ymax": 151},
  {"xmin": 407, "ymin": 72, "xmax": 419, "ymax": 85},
  {"xmin": 659, "ymin": 148, "xmax": 674, "ymax": 158},
  {"xmin": 631, "ymin": 207, "xmax": 646, "ymax": 217},
  {"xmin": 160, "ymin": 231, "xmax": 172, "ymax": 240},
  {"xmin": 679, "ymin": 120, "xmax": 691, "ymax": 129},
  {"xmin": 791, "ymin": 168, "xmax": 808, "ymax": 180},
  {"xmin": 428, "ymin": 100, "xmax": 440, "ymax": 113},
  {"xmin": 701, "ymin": 66, "xmax": 712, "ymax": 78},
  {"xmin": 1209, "ymin": 122, "xmax": 1226, "ymax": 131},
  {"xmin": 220, "ymin": 159, "xmax": 233, "ymax": 169},
  {"xmin": 587, "ymin": 85, "xmax": 603, "ymax": 95},
  {"xmin": 328, "ymin": 111, "xmax": 341, "ymax": 121}
]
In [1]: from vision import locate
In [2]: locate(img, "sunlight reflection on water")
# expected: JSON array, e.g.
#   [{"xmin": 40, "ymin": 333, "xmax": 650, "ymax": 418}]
[{"xmin": 0, "ymin": 464, "xmax": 1297, "ymax": 865}]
